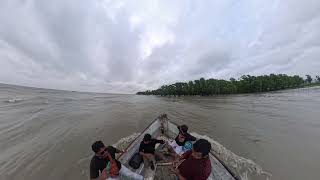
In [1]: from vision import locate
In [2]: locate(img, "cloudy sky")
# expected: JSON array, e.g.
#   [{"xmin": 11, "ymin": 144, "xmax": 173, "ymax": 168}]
[{"xmin": 0, "ymin": 0, "xmax": 320, "ymax": 93}]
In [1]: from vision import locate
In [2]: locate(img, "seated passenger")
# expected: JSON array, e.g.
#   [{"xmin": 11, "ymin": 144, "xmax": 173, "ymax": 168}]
[
  {"xmin": 170, "ymin": 139, "xmax": 212, "ymax": 180},
  {"xmin": 139, "ymin": 133, "xmax": 165, "ymax": 170},
  {"xmin": 168, "ymin": 125, "xmax": 196, "ymax": 156},
  {"xmin": 89, "ymin": 141, "xmax": 143, "ymax": 180}
]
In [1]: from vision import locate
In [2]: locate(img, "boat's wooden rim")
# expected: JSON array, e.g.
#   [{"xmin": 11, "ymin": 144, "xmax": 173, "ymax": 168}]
[{"xmin": 117, "ymin": 115, "xmax": 161, "ymax": 159}]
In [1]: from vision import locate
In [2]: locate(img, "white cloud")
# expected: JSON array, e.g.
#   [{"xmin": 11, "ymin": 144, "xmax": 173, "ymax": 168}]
[{"xmin": 0, "ymin": 0, "xmax": 319, "ymax": 93}]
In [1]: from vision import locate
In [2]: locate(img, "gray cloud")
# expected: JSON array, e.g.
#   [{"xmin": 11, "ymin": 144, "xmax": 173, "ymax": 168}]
[{"xmin": 0, "ymin": 0, "xmax": 320, "ymax": 93}]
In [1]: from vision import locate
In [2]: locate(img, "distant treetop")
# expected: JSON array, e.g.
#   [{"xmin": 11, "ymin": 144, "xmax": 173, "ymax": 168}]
[{"xmin": 136, "ymin": 74, "xmax": 315, "ymax": 96}]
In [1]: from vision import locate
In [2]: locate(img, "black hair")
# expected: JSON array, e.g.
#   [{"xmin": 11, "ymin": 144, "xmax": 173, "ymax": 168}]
[
  {"xmin": 193, "ymin": 139, "xmax": 211, "ymax": 157},
  {"xmin": 178, "ymin": 125, "xmax": 188, "ymax": 134},
  {"xmin": 143, "ymin": 133, "xmax": 152, "ymax": 141},
  {"xmin": 92, "ymin": 141, "xmax": 105, "ymax": 153}
]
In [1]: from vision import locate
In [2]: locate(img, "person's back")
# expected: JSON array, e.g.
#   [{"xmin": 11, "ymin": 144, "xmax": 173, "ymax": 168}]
[
  {"xmin": 178, "ymin": 151, "xmax": 211, "ymax": 180},
  {"xmin": 176, "ymin": 139, "xmax": 212, "ymax": 180}
]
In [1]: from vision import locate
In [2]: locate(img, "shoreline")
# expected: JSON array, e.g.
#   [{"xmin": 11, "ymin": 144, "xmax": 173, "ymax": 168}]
[{"xmin": 137, "ymin": 83, "xmax": 320, "ymax": 97}]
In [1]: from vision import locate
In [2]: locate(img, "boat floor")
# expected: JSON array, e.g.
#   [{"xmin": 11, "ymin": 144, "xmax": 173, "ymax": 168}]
[{"xmin": 144, "ymin": 151, "xmax": 177, "ymax": 180}]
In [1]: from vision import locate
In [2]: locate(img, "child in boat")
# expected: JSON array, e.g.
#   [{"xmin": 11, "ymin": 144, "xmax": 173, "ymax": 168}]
[
  {"xmin": 139, "ymin": 133, "xmax": 166, "ymax": 170},
  {"xmin": 167, "ymin": 124, "xmax": 196, "ymax": 157}
]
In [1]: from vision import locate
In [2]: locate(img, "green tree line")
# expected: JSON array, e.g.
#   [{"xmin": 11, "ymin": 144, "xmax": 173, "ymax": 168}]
[{"xmin": 137, "ymin": 74, "xmax": 319, "ymax": 96}]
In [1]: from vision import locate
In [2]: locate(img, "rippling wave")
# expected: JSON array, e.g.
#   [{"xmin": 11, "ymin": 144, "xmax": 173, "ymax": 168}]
[
  {"xmin": 1, "ymin": 84, "xmax": 319, "ymax": 180},
  {"xmin": 113, "ymin": 132, "xmax": 141, "ymax": 150},
  {"xmin": 5, "ymin": 98, "xmax": 24, "ymax": 103}
]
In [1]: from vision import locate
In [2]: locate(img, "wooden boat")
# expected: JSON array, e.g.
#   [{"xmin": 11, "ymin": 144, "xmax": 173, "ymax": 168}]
[{"xmin": 117, "ymin": 114, "xmax": 237, "ymax": 180}]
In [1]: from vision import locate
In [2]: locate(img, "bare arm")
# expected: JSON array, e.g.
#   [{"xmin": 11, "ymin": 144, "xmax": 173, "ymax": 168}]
[
  {"xmin": 115, "ymin": 148, "xmax": 124, "ymax": 153},
  {"xmin": 155, "ymin": 139, "xmax": 165, "ymax": 144}
]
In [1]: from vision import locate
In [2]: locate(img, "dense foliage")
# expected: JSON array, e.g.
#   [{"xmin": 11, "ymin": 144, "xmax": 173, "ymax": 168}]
[
  {"xmin": 137, "ymin": 74, "xmax": 310, "ymax": 96},
  {"xmin": 316, "ymin": 76, "xmax": 320, "ymax": 82}
]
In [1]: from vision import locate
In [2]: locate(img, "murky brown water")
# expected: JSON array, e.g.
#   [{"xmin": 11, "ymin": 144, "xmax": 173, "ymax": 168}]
[{"xmin": 0, "ymin": 83, "xmax": 319, "ymax": 180}]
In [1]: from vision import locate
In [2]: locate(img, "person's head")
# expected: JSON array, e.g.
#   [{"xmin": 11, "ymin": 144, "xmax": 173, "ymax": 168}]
[
  {"xmin": 143, "ymin": 133, "xmax": 152, "ymax": 144},
  {"xmin": 192, "ymin": 139, "xmax": 211, "ymax": 159},
  {"xmin": 178, "ymin": 125, "xmax": 188, "ymax": 134},
  {"xmin": 92, "ymin": 141, "xmax": 107, "ymax": 158}
]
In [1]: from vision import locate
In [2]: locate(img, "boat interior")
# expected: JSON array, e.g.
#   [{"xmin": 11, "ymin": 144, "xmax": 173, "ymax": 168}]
[{"xmin": 117, "ymin": 115, "xmax": 236, "ymax": 180}]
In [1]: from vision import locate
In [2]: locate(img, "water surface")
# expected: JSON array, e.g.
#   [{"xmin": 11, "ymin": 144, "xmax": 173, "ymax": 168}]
[{"xmin": 0, "ymin": 84, "xmax": 319, "ymax": 180}]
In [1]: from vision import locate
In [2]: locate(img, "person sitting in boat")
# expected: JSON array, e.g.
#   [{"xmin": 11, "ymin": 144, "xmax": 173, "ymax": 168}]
[
  {"xmin": 139, "ymin": 133, "xmax": 165, "ymax": 170},
  {"xmin": 90, "ymin": 141, "xmax": 143, "ymax": 180},
  {"xmin": 168, "ymin": 125, "xmax": 196, "ymax": 156},
  {"xmin": 170, "ymin": 139, "xmax": 212, "ymax": 180}
]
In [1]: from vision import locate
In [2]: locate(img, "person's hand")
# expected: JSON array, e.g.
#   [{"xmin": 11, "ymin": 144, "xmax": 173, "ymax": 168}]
[
  {"xmin": 172, "ymin": 154, "xmax": 180, "ymax": 161},
  {"xmin": 172, "ymin": 160, "xmax": 179, "ymax": 168},
  {"xmin": 169, "ymin": 166, "xmax": 179, "ymax": 175},
  {"xmin": 99, "ymin": 168, "xmax": 108, "ymax": 180},
  {"xmin": 102, "ymin": 150, "xmax": 110, "ymax": 159}
]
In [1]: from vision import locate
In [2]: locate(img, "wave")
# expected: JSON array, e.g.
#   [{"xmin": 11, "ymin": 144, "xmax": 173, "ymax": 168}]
[
  {"xmin": 191, "ymin": 132, "xmax": 271, "ymax": 180},
  {"xmin": 113, "ymin": 132, "xmax": 141, "ymax": 150},
  {"xmin": 6, "ymin": 98, "xmax": 24, "ymax": 103},
  {"xmin": 63, "ymin": 98, "xmax": 74, "ymax": 102}
]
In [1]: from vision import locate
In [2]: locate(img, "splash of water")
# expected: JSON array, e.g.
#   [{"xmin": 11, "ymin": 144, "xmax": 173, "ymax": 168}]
[
  {"xmin": 190, "ymin": 132, "xmax": 271, "ymax": 180},
  {"xmin": 113, "ymin": 132, "xmax": 141, "ymax": 150},
  {"xmin": 6, "ymin": 98, "xmax": 24, "ymax": 103}
]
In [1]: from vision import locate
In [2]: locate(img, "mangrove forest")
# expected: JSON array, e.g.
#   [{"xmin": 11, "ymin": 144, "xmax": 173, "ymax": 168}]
[{"xmin": 137, "ymin": 74, "xmax": 320, "ymax": 96}]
